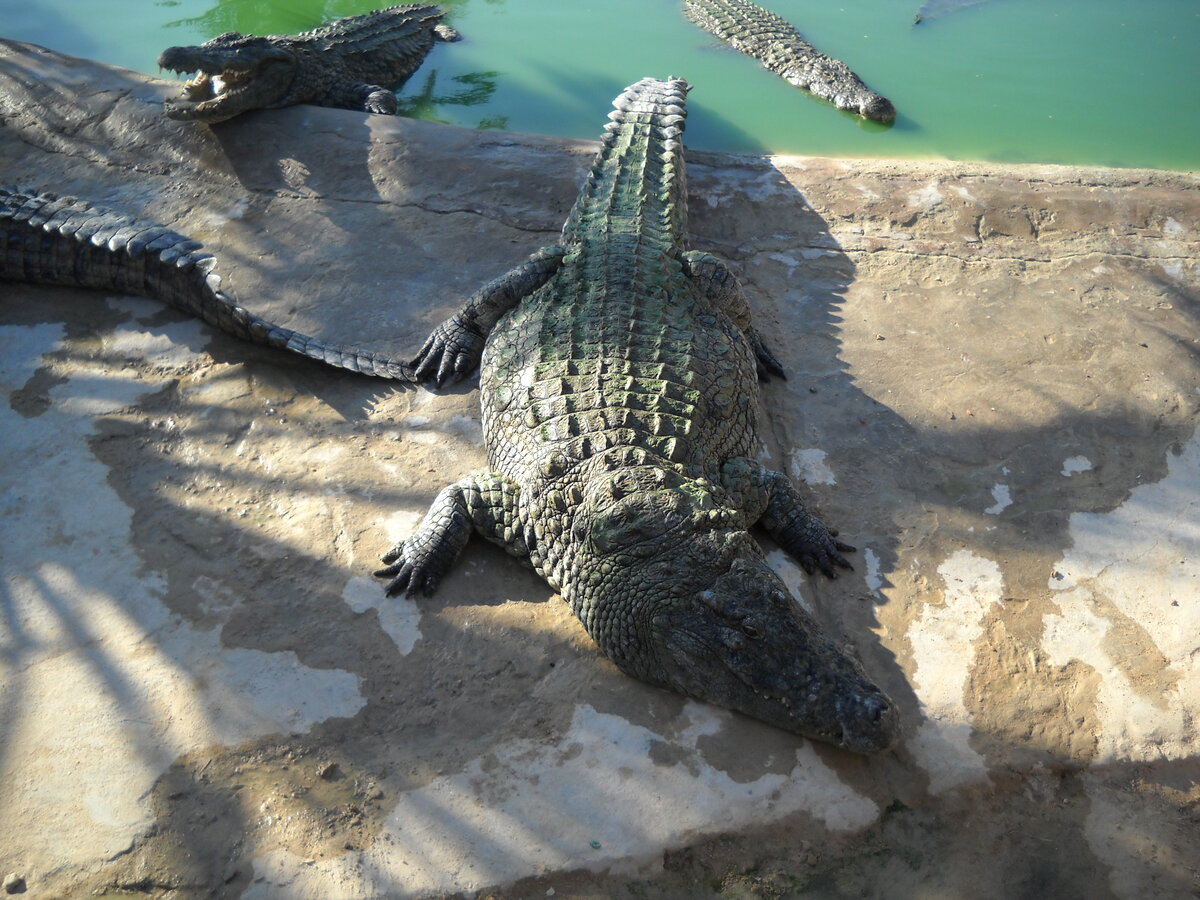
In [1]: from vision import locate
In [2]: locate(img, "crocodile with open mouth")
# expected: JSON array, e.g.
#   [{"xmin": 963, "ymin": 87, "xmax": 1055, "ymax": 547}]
[{"xmin": 157, "ymin": 4, "xmax": 459, "ymax": 124}]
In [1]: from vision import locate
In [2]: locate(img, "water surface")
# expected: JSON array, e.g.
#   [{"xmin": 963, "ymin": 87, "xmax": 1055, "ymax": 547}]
[{"xmin": 3, "ymin": 0, "xmax": 1197, "ymax": 170}]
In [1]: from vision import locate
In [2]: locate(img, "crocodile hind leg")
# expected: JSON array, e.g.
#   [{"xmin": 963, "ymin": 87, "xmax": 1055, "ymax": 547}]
[
  {"xmin": 411, "ymin": 244, "xmax": 566, "ymax": 386},
  {"xmin": 375, "ymin": 472, "xmax": 530, "ymax": 596},
  {"xmin": 680, "ymin": 250, "xmax": 785, "ymax": 379},
  {"xmin": 721, "ymin": 457, "xmax": 854, "ymax": 578}
]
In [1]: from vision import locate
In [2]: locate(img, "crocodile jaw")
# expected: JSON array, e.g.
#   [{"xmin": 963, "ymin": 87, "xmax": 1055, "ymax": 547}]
[
  {"xmin": 643, "ymin": 545, "xmax": 899, "ymax": 752},
  {"xmin": 158, "ymin": 43, "xmax": 296, "ymax": 123},
  {"xmin": 655, "ymin": 606, "xmax": 898, "ymax": 752}
]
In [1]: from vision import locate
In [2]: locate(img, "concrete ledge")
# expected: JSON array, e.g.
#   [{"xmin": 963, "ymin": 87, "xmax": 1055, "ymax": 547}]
[{"xmin": 2, "ymin": 40, "xmax": 1198, "ymax": 898}]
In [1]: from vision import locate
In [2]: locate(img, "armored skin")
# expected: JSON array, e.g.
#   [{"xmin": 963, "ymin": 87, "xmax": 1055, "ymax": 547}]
[
  {"xmin": 0, "ymin": 187, "xmax": 413, "ymax": 379},
  {"xmin": 683, "ymin": 0, "xmax": 896, "ymax": 123},
  {"xmin": 157, "ymin": 4, "xmax": 459, "ymax": 123},
  {"xmin": 378, "ymin": 78, "xmax": 899, "ymax": 752}
]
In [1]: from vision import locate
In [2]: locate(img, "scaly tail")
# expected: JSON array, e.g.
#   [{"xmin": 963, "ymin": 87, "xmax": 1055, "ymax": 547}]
[
  {"xmin": 1, "ymin": 187, "xmax": 415, "ymax": 381},
  {"xmin": 560, "ymin": 76, "xmax": 691, "ymax": 251}
]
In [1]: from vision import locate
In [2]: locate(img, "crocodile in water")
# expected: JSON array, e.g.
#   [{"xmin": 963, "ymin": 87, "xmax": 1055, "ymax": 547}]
[
  {"xmin": 157, "ymin": 4, "xmax": 459, "ymax": 123},
  {"xmin": 377, "ymin": 77, "xmax": 899, "ymax": 752},
  {"xmin": 683, "ymin": 0, "xmax": 896, "ymax": 123},
  {"xmin": 0, "ymin": 186, "xmax": 413, "ymax": 380}
]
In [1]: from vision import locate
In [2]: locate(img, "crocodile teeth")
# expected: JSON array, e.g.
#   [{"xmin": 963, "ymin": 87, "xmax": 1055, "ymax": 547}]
[{"xmin": 182, "ymin": 72, "xmax": 212, "ymax": 100}]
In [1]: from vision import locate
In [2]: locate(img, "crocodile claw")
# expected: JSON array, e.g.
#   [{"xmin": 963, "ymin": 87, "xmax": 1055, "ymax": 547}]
[
  {"xmin": 375, "ymin": 544, "xmax": 406, "ymax": 595},
  {"xmin": 410, "ymin": 314, "xmax": 485, "ymax": 387},
  {"xmin": 362, "ymin": 87, "xmax": 399, "ymax": 115},
  {"xmin": 375, "ymin": 548, "xmax": 439, "ymax": 597},
  {"xmin": 796, "ymin": 538, "xmax": 856, "ymax": 579},
  {"xmin": 749, "ymin": 327, "xmax": 786, "ymax": 381},
  {"xmin": 374, "ymin": 560, "xmax": 412, "ymax": 596}
]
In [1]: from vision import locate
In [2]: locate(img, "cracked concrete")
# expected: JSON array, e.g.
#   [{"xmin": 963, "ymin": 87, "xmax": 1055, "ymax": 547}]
[{"xmin": 2, "ymin": 40, "xmax": 1199, "ymax": 899}]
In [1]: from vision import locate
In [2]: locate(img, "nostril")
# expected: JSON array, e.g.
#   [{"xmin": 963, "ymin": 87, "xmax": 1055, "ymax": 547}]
[{"xmin": 862, "ymin": 696, "xmax": 889, "ymax": 722}]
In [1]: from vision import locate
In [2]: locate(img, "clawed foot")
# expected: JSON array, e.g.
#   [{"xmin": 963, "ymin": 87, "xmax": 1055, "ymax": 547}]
[
  {"xmin": 410, "ymin": 314, "xmax": 484, "ymax": 387},
  {"xmin": 364, "ymin": 89, "xmax": 398, "ymax": 116},
  {"xmin": 374, "ymin": 542, "xmax": 439, "ymax": 597},
  {"xmin": 791, "ymin": 525, "xmax": 855, "ymax": 579},
  {"xmin": 749, "ymin": 327, "xmax": 786, "ymax": 381}
]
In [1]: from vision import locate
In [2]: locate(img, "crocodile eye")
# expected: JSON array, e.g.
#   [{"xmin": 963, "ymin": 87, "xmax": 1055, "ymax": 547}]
[{"xmin": 740, "ymin": 621, "xmax": 763, "ymax": 639}]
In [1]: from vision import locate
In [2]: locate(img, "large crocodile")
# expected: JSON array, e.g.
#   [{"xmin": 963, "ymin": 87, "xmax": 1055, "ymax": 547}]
[
  {"xmin": 0, "ymin": 186, "xmax": 412, "ymax": 379},
  {"xmin": 157, "ymin": 4, "xmax": 459, "ymax": 123},
  {"xmin": 377, "ymin": 77, "xmax": 899, "ymax": 752},
  {"xmin": 682, "ymin": 0, "xmax": 896, "ymax": 123}
]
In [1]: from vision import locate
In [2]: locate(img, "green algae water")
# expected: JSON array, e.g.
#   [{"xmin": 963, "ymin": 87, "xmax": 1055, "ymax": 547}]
[{"xmin": 2, "ymin": 0, "xmax": 1197, "ymax": 170}]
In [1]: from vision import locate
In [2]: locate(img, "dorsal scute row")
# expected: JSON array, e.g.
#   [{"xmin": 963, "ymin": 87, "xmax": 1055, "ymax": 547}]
[
  {"xmin": 562, "ymin": 77, "xmax": 691, "ymax": 252},
  {"xmin": 305, "ymin": 4, "xmax": 444, "ymax": 48}
]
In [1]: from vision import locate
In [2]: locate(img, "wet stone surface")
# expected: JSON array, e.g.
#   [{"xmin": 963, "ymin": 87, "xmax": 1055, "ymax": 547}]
[{"xmin": 1, "ymin": 40, "xmax": 1199, "ymax": 899}]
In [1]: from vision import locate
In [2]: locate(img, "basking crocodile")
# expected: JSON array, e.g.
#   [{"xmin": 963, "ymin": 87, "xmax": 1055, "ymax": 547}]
[
  {"xmin": 0, "ymin": 186, "xmax": 412, "ymax": 380},
  {"xmin": 157, "ymin": 4, "xmax": 459, "ymax": 123},
  {"xmin": 682, "ymin": 0, "xmax": 896, "ymax": 123},
  {"xmin": 377, "ymin": 77, "xmax": 899, "ymax": 752}
]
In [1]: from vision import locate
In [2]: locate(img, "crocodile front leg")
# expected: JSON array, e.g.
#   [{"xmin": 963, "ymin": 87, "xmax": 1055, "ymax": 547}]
[
  {"xmin": 721, "ymin": 457, "xmax": 854, "ymax": 578},
  {"xmin": 375, "ymin": 472, "xmax": 530, "ymax": 596},
  {"xmin": 680, "ymin": 250, "xmax": 785, "ymax": 380},
  {"xmin": 412, "ymin": 244, "xmax": 566, "ymax": 386},
  {"xmin": 322, "ymin": 80, "xmax": 399, "ymax": 115}
]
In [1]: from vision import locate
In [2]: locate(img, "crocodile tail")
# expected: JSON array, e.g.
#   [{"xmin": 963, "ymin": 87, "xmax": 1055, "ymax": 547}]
[
  {"xmin": 561, "ymin": 76, "xmax": 691, "ymax": 251},
  {"xmin": 0, "ymin": 187, "xmax": 415, "ymax": 381}
]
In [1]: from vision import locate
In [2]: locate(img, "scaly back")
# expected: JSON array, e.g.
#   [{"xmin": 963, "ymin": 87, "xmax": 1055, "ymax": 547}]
[
  {"xmin": 560, "ymin": 77, "xmax": 691, "ymax": 254},
  {"xmin": 306, "ymin": 4, "xmax": 447, "ymax": 84}
]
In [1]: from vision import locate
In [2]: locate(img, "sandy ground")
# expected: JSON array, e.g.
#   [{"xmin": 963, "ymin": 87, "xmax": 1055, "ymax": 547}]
[{"xmin": 1, "ymin": 40, "xmax": 1199, "ymax": 899}]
